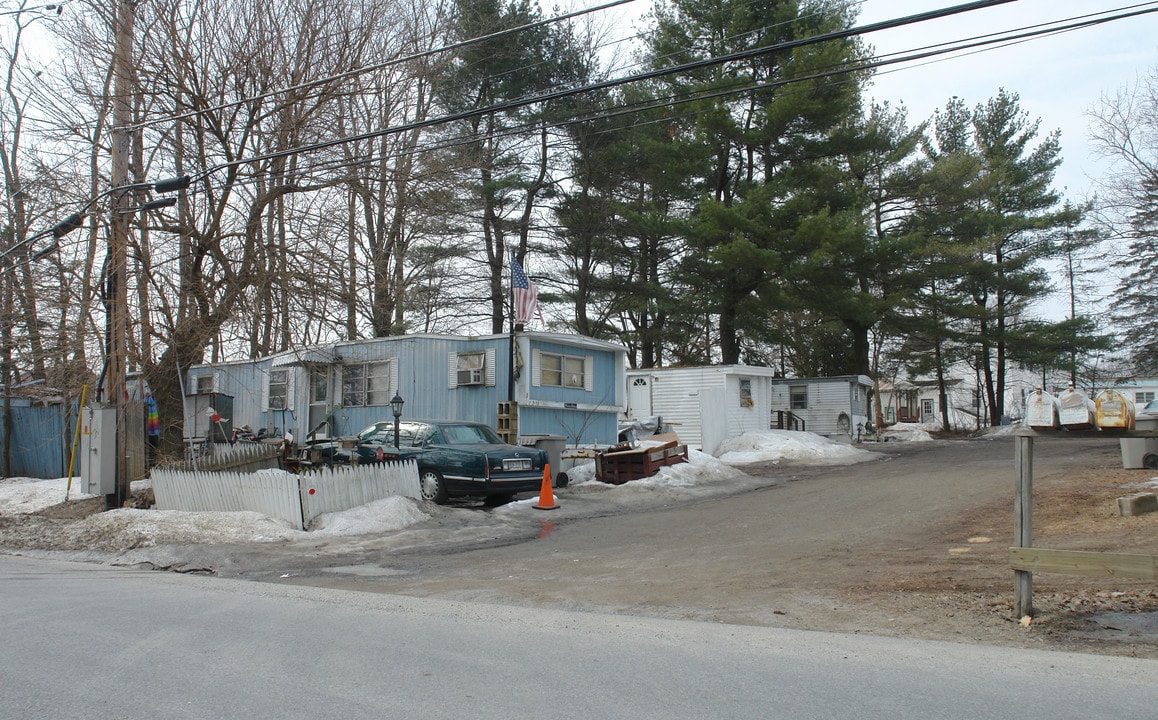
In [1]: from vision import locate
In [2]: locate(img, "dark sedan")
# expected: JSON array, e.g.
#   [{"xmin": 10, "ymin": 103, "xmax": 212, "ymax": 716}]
[{"xmin": 337, "ymin": 420, "xmax": 547, "ymax": 504}]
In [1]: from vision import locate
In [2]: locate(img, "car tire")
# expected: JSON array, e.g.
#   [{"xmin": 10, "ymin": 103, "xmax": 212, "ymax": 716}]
[
  {"xmin": 555, "ymin": 472, "xmax": 569, "ymax": 488},
  {"xmin": 419, "ymin": 468, "xmax": 449, "ymax": 504},
  {"xmin": 1143, "ymin": 453, "xmax": 1158, "ymax": 470}
]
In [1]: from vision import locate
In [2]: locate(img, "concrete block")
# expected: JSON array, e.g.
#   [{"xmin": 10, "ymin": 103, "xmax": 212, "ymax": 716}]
[{"xmin": 1117, "ymin": 492, "xmax": 1158, "ymax": 517}]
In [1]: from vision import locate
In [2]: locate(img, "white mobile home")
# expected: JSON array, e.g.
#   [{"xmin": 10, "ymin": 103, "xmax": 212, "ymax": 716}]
[
  {"xmin": 625, "ymin": 365, "xmax": 781, "ymax": 455},
  {"xmin": 770, "ymin": 375, "xmax": 873, "ymax": 442}
]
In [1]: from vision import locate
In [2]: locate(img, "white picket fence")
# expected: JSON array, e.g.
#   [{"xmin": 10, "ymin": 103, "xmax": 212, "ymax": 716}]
[
  {"xmin": 151, "ymin": 460, "xmax": 420, "ymax": 530},
  {"xmin": 180, "ymin": 441, "xmax": 284, "ymax": 473}
]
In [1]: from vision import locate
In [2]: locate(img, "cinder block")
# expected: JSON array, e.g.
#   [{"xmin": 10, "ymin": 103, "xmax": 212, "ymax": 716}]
[{"xmin": 1117, "ymin": 493, "xmax": 1158, "ymax": 517}]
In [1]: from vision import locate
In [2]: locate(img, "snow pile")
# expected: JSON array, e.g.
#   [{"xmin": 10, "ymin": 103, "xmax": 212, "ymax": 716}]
[
  {"xmin": 715, "ymin": 430, "xmax": 879, "ymax": 465},
  {"xmin": 78, "ymin": 508, "xmax": 300, "ymax": 546},
  {"xmin": 563, "ymin": 447, "xmax": 747, "ymax": 489},
  {"xmin": 0, "ymin": 477, "xmax": 94, "ymax": 515},
  {"xmin": 309, "ymin": 496, "xmax": 431, "ymax": 535},
  {"xmin": 880, "ymin": 423, "xmax": 935, "ymax": 443}
]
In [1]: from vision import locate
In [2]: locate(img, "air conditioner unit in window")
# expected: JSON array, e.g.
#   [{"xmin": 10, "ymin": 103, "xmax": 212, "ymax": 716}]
[{"xmin": 457, "ymin": 368, "xmax": 484, "ymax": 386}]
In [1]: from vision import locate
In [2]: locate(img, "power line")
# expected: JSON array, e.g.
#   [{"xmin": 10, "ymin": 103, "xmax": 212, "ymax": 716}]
[
  {"xmin": 123, "ymin": 0, "xmax": 644, "ymax": 133},
  {"xmin": 187, "ymin": 0, "xmax": 1023, "ymax": 183}
]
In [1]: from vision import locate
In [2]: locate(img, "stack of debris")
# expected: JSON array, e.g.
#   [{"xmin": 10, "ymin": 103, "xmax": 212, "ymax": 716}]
[{"xmin": 595, "ymin": 432, "xmax": 688, "ymax": 484}]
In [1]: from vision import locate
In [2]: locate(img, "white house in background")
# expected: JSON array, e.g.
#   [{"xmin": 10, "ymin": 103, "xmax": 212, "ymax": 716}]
[
  {"xmin": 878, "ymin": 364, "xmax": 1081, "ymax": 432},
  {"xmin": 1105, "ymin": 377, "xmax": 1158, "ymax": 407},
  {"xmin": 625, "ymin": 365, "xmax": 781, "ymax": 455},
  {"xmin": 769, "ymin": 375, "xmax": 873, "ymax": 443},
  {"xmin": 624, "ymin": 366, "xmax": 872, "ymax": 454}
]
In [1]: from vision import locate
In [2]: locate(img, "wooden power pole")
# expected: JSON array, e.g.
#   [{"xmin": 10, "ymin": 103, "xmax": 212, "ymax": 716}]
[{"xmin": 107, "ymin": 0, "xmax": 135, "ymax": 507}]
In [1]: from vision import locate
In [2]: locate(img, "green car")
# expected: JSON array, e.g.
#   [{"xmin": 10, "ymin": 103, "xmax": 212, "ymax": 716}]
[{"xmin": 341, "ymin": 420, "xmax": 548, "ymax": 504}]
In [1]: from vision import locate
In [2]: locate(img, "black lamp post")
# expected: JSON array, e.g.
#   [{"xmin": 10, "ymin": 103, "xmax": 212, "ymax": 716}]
[{"xmin": 390, "ymin": 393, "xmax": 405, "ymax": 449}]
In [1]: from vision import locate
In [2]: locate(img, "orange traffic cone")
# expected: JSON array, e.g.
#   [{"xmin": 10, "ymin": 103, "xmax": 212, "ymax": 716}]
[{"xmin": 533, "ymin": 463, "xmax": 558, "ymax": 510}]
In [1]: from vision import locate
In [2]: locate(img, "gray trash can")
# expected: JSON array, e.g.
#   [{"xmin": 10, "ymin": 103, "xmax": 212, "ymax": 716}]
[
  {"xmin": 519, "ymin": 435, "xmax": 569, "ymax": 487},
  {"xmin": 1120, "ymin": 437, "xmax": 1158, "ymax": 469}
]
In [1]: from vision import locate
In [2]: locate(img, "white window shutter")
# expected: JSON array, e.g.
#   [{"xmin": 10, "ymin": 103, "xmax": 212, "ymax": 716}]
[
  {"xmin": 448, "ymin": 352, "xmax": 458, "ymax": 389},
  {"xmin": 485, "ymin": 348, "xmax": 496, "ymax": 386},
  {"xmin": 261, "ymin": 371, "xmax": 270, "ymax": 411},
  {"xmin": 285, "ymin": 369, "xmax": 296, "ymax": 411},
  {"xmin": 390, "ymin": 359, "xmax": 399, "ymax": 395},
  {"xmin": 585, "ymin": 356, "xmax": 594, "ymax": 391},
  {"xmin": 532, "ymin": 349, "xmax": 542, "ymax": 387}
]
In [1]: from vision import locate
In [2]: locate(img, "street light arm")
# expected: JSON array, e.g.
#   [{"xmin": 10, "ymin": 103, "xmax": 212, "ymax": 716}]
[{"xmin": 10, "ymin": 173, "xmax": 191, "ymax": 255}]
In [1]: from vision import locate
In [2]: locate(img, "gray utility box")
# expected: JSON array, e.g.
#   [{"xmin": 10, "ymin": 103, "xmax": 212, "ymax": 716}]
[
  {"xmin": 79, "ymin": 405, "xmax": 117, "ymax": 497},
  {"xmin": 519, "ymin": 434, "xmax": 568, "ymax": 487}
]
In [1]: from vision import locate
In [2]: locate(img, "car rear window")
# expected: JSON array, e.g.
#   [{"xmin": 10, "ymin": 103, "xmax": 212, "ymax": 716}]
[{"xmin": 441, "ymin": 424, "xmax": 500, "ymax": 445}]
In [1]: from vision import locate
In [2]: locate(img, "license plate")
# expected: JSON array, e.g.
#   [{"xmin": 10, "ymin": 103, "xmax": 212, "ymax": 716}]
[{"xmin": 502, "ymin": 458, "xmax": 531, "ymax": 471}]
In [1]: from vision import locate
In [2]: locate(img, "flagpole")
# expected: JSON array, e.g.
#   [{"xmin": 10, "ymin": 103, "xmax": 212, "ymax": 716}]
[{"xmin": 508, "ymin": 252, "xmax": 517, "ymax": 403}]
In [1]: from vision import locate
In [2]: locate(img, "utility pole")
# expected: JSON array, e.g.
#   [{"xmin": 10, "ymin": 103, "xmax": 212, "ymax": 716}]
[{"xmin": 107, "ymin": 0, "xmax": 134, "ymax": 507}]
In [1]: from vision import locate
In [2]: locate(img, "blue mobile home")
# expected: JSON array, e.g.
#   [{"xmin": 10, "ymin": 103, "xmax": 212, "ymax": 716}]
[{"xmin": 182, "ymin": 332, "xmax": 627, "ymax": 447}]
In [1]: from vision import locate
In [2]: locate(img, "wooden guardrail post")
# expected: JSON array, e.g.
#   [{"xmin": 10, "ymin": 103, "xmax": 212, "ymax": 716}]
[{"xmin": 1014, "ymin": 433, "xmax": 1034, "ymax": 618}]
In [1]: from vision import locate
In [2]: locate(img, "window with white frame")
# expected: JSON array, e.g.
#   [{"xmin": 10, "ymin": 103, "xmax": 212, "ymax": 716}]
[
  {"xmin": 342, "ymin": 361, "xmax": 393, "ymax": 406},
  {"xmin": 310, "ymin": 366, "xmax": 328, "ymax": 403},
  {"xmin": 789, "ymin": 385, "xmax": 808, "ymax": 410},
  {"xmin": 456, "ymin": 352, "xmax": 486, "ymax": 386},
  {"xmin": 267, "ymin": 369, "xmax": 289, "ymax": 410},
  {"xmin": 739, "ymin": 379, "xmax": 754, "ymax": 407},
  {"xmin": 195, "ymin": 375, "xmax": 214, "ymax": 394},
  {"xmin": 540, "ymin": 352, "xmax": 586, "ymax": 389},
  {"xmin": 1136, "ymin": 391, "xmax": 1155, "ymax": 403}
]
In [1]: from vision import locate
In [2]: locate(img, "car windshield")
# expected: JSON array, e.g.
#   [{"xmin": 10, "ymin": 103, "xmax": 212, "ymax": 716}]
[{"xmin": 438, "ymin": 423, "xmax": 503, "ymax": 445}]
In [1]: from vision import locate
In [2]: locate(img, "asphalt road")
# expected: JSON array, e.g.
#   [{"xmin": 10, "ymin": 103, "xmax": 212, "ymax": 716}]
[{"xmin": 3, "ymin": 553, "xmax": 1156, "ymax": 720}]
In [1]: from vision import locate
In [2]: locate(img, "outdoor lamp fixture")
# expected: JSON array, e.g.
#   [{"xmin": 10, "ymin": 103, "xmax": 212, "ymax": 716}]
[
  {"xmin": 118, "ymin": 196, "xmax": 177, "ymax": 215},
  {"xmin": 390, "ymin": 393, "xmax": 405, "ymax": 448}
]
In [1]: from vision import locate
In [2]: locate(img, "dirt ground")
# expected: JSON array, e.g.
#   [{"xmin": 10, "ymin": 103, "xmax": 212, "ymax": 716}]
[{"xmin": 4, "ymin": 433, "xmax": 1158, "ymax": 658}]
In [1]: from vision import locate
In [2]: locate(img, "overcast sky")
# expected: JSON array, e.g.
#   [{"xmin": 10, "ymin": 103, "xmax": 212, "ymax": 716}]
[{"xmin": 858, "ymin": 0, "xmax": 1158, "ymax": 202}]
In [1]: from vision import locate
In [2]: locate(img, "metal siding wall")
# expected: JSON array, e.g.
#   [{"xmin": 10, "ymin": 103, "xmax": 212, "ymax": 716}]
[
  {"xmin": 2, "ymin": 404, "xmax": 69, "ymax": 478},
  {"xmin": 727, "ymin": 375, "xmax": 773, "ymax": 439},
  {"xmin": 518, "ymin": 405, "xmax": 618, "ymax": 446},
  {"xmin": 644, "ymin": 369, "xmax": 723, "ymax": 451},
  {"xmin": 187, "ymin": 335, "xmax": 623, "ymax": 444}
]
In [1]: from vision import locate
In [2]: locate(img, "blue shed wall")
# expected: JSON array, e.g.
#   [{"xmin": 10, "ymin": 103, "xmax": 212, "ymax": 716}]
[{"xmin": 0, "ymin": 401, "xmax": 74, "ymax": 479}]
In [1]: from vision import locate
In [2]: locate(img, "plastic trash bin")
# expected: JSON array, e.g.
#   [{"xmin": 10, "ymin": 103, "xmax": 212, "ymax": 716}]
[
  {"xmin": 1120, "ymin": 437, "xmax": 1158, "ymax": 469},
  {"xmin": 519, "ymin": 435, "xmax": 569, "ymax": 487}
]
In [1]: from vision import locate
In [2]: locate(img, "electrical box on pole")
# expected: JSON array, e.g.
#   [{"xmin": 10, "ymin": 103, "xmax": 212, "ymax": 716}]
[{"xmin": 79, "ymin": 405, "xmax": 118, "ymax": 499}]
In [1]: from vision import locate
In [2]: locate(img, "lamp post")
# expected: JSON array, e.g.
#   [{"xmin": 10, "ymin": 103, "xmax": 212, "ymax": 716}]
[{"xmin": 390, "ymin": 393, "xmax": 404, "ymax": 449}]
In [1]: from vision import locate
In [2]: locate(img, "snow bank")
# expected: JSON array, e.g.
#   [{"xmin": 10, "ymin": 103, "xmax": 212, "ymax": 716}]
[
  {"xmin": 0, "ymin": 477, "xmax": 94, "ymax": 515},
  {"xmin": 880, "ymin": 423, "xmax": 935, "ymax": 443},
  {"xmin": 715, "ymin": 430, "xmax": 879, "ymax": 465}
]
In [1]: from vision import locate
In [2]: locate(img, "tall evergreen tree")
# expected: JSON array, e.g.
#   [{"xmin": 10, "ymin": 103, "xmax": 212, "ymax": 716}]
[{"xmin": 642, "ymin": 0, "xmax": 868, "ymax": 364}]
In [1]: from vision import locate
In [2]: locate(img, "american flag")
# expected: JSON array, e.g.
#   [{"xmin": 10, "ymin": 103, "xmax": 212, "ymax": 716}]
[{"xmin": 511, "ymin": 254, "xmax": 543, "ymax": 327}]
